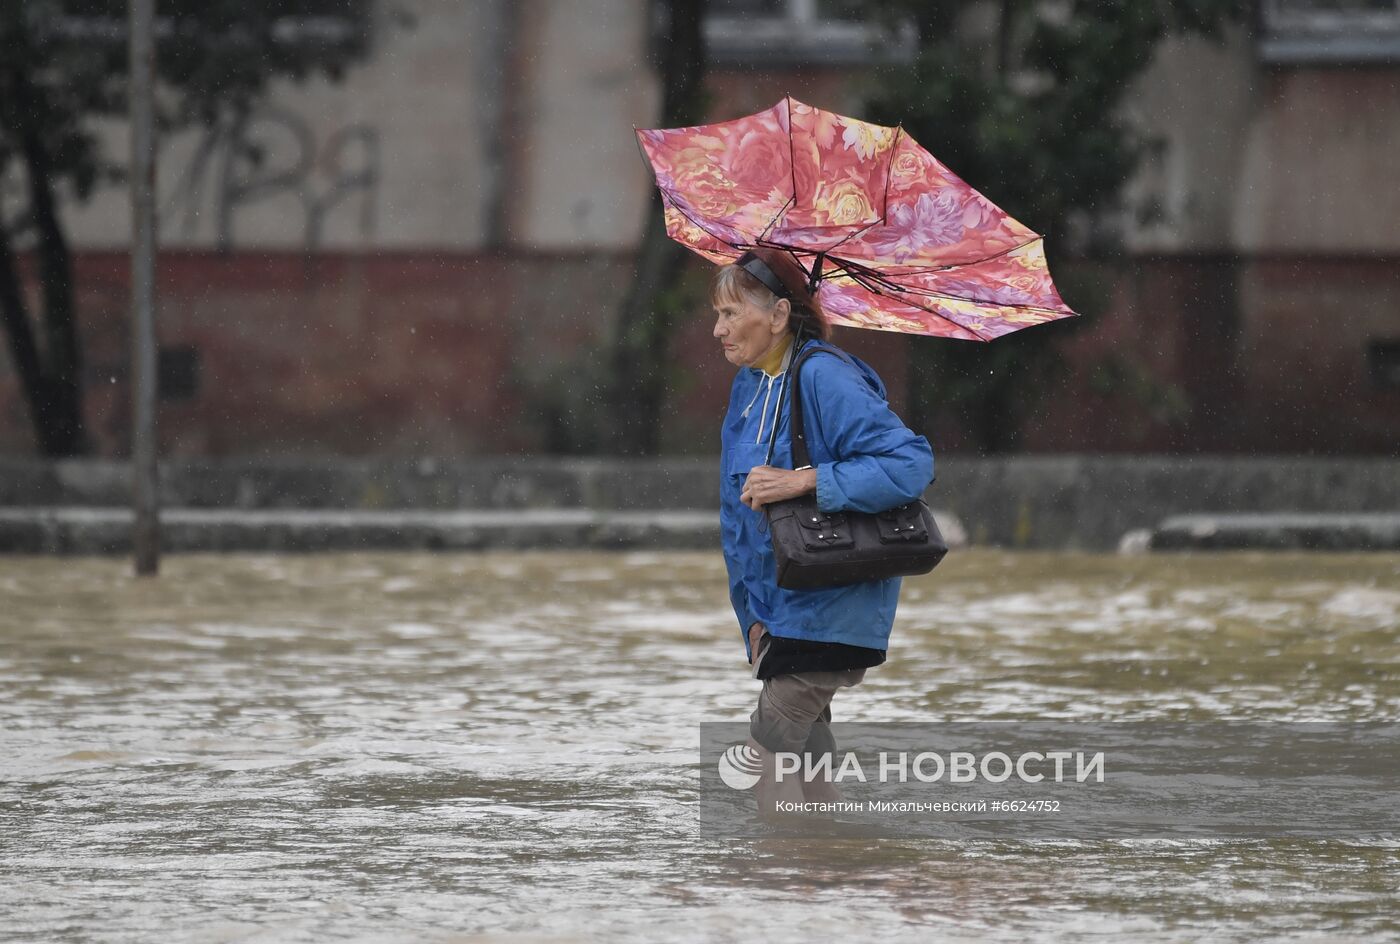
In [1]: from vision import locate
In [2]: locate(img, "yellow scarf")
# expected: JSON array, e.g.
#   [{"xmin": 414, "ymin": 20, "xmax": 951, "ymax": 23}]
[{"xmin": 754, "ymin": 335, "xmax": 794, "ymax": 378}]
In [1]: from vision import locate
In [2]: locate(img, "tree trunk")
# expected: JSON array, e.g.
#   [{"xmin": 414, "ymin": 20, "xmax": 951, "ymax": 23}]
[
  {"xmin": 22, "ymin": 148, "xmax": 89, "ymax": 456},
  {"xmin": 1, "ymin": 210, "xmax": 90, "ymax": 458},
  {"xmin": 1, "ymin": 67, "xmax": 90, "ymax": 457},
  {"xmin": 995, "ymin": 0, "xmax": 1015, "ymax": 80},
  {"xmin": 604, "ymin": 0, "xmax": 705, "ymax": 456},
  {"xmin": 0, "ymin": 225, "xmax": 62, "ymax": 454}
]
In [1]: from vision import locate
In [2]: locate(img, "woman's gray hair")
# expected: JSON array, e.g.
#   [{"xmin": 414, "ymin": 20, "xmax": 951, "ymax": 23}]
[
  {"xmin": 711, "ymin": 264, "xmax": 775, "ymax": 313},
  {"xmin": 710, "ymin": 250, "xmax": 831, "ymax": 342}
]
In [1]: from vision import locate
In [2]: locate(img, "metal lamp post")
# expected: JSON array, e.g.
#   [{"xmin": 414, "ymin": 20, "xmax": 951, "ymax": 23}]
[{"xmin": 129, "ymin": 0, "xmax": 159, "ymax": 575}]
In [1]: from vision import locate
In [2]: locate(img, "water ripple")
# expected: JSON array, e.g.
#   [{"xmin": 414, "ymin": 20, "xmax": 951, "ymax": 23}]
[{"xmin": 1, "ymin": 550, "xmax": 1398, "ymax": 942}]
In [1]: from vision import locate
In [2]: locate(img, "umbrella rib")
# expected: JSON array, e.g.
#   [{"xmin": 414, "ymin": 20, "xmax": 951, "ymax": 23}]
[
  {"xmin": 816, "ymin": 217, "xmax": 885, "ymax": 255},
  {"xmin": 758, "ymin": 196, "xmax": 795, "ymax": 244},
  {"xmin": 632, "ymin": 128, "xmax": 651, "ymax": 174},
  {"xmin": 896, "ymin": 289, "xmax": 1070, "ymax": 316},
  {"xmin": 882, "ymin": 125, "xmax": 902, "ymax": 220},
  {"xmin": 840, "ymin": 272, "xmax": 1068, "ymax": 317},
  {"xmin": 825, "ymin": 256, "xmax": 906, "ymax": 292},
  {"xmin": 661, "ymin": 192, "xmax": 746, "ymax": 252},
  {"xmin": 774, "ymin": 121, "xmax": 899, "ymax": 259},
  {"xmin": 831, "ymin": 266, "xmax": 993, "ymax": 341},
  {"xmin": 872, "ymin": 270, "xmax": 1068, "ymax": 311},
  {"xmin": 752, "ymin": 96, "xmax": 798, "ymax": 243},
  {"xmin": 831, "ymin": 256, "xmax": 1068, "ymax": 315},
  {"xmin": 827, "ymin": 246, "xmax": 1070, "ymax": 315},
  {"xmin": 877, "ymin": 235, "xmax": 1046, "ymax": 275},
  {"xmin": 787, "ymin": 95, "xmax": 797, "ymax": 213}
]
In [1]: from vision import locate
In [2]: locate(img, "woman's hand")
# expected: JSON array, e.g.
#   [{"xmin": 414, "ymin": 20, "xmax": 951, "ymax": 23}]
[
  {"xmin": 740, "ymin": 466, "xmax": 817, "ymax": 511},
  {"xmin": 748, "ymin": 621, "xmax": 765, "ymax": 664}
]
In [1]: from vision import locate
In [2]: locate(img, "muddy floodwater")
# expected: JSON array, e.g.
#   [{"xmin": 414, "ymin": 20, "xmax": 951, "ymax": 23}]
[{"xmin": 3, "ymin": 550, "xmax": 1398, "ymax": 942}]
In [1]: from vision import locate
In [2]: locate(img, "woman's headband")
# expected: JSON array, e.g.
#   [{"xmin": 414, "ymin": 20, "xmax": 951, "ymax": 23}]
[{"xmin": 734, "ymin": 251, "xmax": 792, "ymax": 301}]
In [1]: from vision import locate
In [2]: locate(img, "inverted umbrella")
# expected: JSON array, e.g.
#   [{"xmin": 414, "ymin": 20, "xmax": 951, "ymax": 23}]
[{"xmin": 635, "ymin": 96, "xmax": 1077, "ymax": 341}]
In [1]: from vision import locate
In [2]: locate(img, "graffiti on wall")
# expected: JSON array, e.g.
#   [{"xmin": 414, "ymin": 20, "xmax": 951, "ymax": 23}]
[{"xmin": 162, "ymin": 107, "xmax": 380, "ymax": 251}]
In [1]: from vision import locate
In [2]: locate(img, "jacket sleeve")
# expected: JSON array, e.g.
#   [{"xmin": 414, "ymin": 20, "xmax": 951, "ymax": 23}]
[
  {"xmin": 719, "ymin": 478, "xmax": 757, "ymax": 637},
  {"xmin": 801, "ymin": 353, "xmax": 935, "ymax": 514}
]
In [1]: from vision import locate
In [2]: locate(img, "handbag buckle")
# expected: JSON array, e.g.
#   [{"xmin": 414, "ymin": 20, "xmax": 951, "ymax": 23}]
[
  {"xmin": 877, "ymin": 502, "xmax": 929, "ymax": 543},
  {"xmin": 793, "ymin": 504, "xmax": 852, "ymax": 550}
]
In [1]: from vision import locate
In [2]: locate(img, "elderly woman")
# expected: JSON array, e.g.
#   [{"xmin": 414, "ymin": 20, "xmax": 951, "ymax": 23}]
[{"xmin": 714, "ymin": 247, "xmax": 935, "ymax": 811}]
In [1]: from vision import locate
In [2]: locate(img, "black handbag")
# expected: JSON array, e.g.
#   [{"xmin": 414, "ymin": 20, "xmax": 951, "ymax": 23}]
[{"xmin": 762, "ymin": 343, "xmax": 947, "ymax": 590}]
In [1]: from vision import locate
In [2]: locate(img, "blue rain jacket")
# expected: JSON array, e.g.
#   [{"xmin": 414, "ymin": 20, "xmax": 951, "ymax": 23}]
[{"xmin": 720, "ymin": 338, "xmax": 935, "ymax": 661}]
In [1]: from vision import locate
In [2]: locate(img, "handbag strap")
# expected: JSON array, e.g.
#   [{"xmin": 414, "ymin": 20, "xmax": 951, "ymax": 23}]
[{"xmin": 762, "ymin": 340, "xmax": 866, "ymax": 470}]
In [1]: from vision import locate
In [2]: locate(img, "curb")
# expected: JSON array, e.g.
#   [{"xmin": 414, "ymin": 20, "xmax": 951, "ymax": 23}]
[
  {"xmin": 0, "ymin": 506, "xmax": 968, "ymax": 556},
  {"xmin": 1145, "ymin": 513, "xmax": 1400, "ymax": 552}
]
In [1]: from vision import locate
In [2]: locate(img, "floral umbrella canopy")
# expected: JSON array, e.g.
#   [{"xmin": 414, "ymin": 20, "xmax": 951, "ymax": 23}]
[{"xmin": 635, "ymin": 96, "xmax": 1077, "ymax": 341}]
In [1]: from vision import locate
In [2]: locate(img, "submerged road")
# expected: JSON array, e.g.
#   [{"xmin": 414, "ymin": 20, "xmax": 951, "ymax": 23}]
[{"xmin": 2, "ymin": 550, "xmax": 1397, "ymax": 942}]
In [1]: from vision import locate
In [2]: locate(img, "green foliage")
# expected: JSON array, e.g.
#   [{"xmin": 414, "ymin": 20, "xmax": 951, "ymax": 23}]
[
  {"xmin": 859, "ymin": 0, "xmax": 1245, "ymax": 452},
  {"xmin": 512, "ymin": 352, "xmax": 608, "ymax": 456},
  {"xmin": 1087, "ymin": 352, "xmax": 1191, "ymax": 432},
  {"xmin": 0, "ymin": 1, "xmax": 375, "ymax": 219},
  {"xmin": 0, "ymin": 1, "xmax": 377, "ymax": 455}
]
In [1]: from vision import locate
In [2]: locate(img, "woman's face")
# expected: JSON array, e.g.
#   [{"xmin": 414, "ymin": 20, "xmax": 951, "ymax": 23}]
[{"xmin": 712, "ymin": 293, "xmax": 790, "ymax": 368}]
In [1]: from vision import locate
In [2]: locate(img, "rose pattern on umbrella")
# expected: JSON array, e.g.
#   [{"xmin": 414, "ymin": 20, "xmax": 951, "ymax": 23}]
[
  {"xmin": 636, "ymin": 97, "xmax": 1077, "ymax": 341},
  {"xmin": 855, "ymin": 190, "xmax": 968, "ymax": 265},
  {"xmin": 785, "ymin": 99, "xmax": 895, "ymax": 237}
]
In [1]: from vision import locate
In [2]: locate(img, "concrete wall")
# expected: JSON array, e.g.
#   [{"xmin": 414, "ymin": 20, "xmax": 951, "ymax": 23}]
[
  {"xmin": 1235, "ymin": 68, "xmax": 1400, "ymax": 254},
  {"xmin": 0, "ymin": 247, "xmax": 922, "ymax": 459},
  {"xmin": 45, "ymin": 9, "xmax": 1400, "ymax": 258},
  {"xmin": 1015, "ymin": 256, "xmax": 1400, "ymax": 457},
  {"xmin": 48, "ymin": 0, "xmax": 660, "ymax": 252},
  {"xmin": 4, "ymin": 455, "xmax": 1397, "ymax": 551},
  {"xmin": 3, "ymin": 250, "xmax": 1395, "ymax": 459},
  {"xmin": 1122, "ymin": 29, "xmax": 1258, "ymax": 254},
  {"xmin": 1122, "ymin": 28, "xmax": 1400, "ymax": 255},
  {"xmin": 3, "ymin": 7, "xmax": 1399, "ymax": 460},
  {"xmin": 61, "ymin": 0, "xmax": 503, "ymax": 251},
  {"xmin": 507, "ymin": 0, "xmax": 659, "ymax": 248},
  {"xmin": 0, "ymin": 251, "xmax": 647, "ymax": 457}
]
